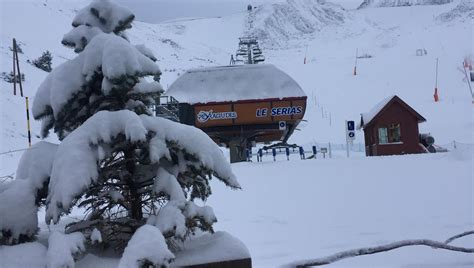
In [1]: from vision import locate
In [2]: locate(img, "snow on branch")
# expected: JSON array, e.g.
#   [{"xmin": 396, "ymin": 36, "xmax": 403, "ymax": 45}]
[
  {"xmin": 72, "ymin": 0, "xmax": 135, "ymax": 34},
  {"xmin": 46, "ymin": 231, "xmax": 85, "ymax": 268},
  {"xmin": 288, "ymin": 231, "xmax": 474, "ymax": 267},
  {"xmin": 62, "ymin": 25, "xmax": 102, "ymax": 53},
  {"xmin": 118, "ymin": 225, "xmax": 174, "ymax": 268},
  {"xmin": 45, "ymin": 111, "xmax": 239, "ymax": 224},
  {"xmin": 46, "ymin": 111, "xmax": 147, "ymax": 224},
  {"xmin": 0, "ymin": 142, "xmax": 58, "ymax": 244},
  {"xmin": 33, "ymin": 33, "xmax": 161, "ymax": 121},
  {"xmin": 445, "ymin": 230, "xmax": 474, "ymax": 244}
]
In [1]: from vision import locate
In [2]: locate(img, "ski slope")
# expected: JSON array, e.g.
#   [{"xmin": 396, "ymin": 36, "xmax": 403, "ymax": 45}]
[{"xmin": 0, "ymin": 0, "xmax": 472, "ymax": 267}]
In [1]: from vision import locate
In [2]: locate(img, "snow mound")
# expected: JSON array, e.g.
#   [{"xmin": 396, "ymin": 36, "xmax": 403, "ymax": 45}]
[
  {"xmin": 358, "ymin": 0, "xmax": 453, "ymax": 9},
  {"xmin": 0, "ymin": 180, "xmax": 38, "ymax": 244},
  {"xmin": 0, "ymin": 242, "xmax": 47, "ymax": 268},
  {"xmin": 118, "ymin": 225, "xmax": 174, "ymax": 268},
  {"xmin": 249, "ymin": 0, "xmax": 345, "ymax": 47},
  {"xmin": 166, "ymin": 64, "xmax": 306, "ymax": 104},
  {"xmin": 46, "ymin": 231, "xmax": 85, "ymax": 268},
  {"xmin": 173, "ymin": 231, "xmax": 250, "ymax": 266}
]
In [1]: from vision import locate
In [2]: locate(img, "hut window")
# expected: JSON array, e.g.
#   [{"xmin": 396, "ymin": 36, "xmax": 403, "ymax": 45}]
[
  {"xmin": 378, "ymin": 127, "xmax": 388, "ymax": 144},
  {"xmin": 389, "ymin": 123, "xmax": 401, "ymax": 142}
]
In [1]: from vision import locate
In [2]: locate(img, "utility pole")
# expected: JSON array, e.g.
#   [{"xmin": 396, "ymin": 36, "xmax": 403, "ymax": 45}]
[{"xmin": 12, "ymin": 38, "xmax": 24, "ymax": 97}]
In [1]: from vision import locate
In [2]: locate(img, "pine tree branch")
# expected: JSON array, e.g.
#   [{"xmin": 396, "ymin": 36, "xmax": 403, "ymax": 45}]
[
  {"xmin": 445, "ymin": 230, "xmax": 474, "ymax": 244},
  {"xmin": 288, "ymin": 231, "xmax": 474, "ymax": 267}
]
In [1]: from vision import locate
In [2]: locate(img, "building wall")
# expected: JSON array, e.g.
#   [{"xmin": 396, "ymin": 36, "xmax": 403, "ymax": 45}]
[{"xmin": 364, "ymin": 101, "xmax": 424, "ymax": 156}]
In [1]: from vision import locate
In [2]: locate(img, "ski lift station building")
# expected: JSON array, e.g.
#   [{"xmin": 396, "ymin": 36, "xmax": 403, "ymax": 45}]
[{"xmin": 165, "ymin": 64, "xmax": 307, "ymax": 162}]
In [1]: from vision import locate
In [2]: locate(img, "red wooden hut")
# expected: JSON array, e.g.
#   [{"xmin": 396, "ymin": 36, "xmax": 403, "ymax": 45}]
[{"xmin": 359, "ymin": 95, "xmax": 427, "ymax": 156}]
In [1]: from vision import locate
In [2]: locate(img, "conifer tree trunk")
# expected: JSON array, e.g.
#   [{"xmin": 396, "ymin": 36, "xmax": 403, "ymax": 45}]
[{"xmin": 124, "ymin": 149, "xmax": 143, "ymax": 221}]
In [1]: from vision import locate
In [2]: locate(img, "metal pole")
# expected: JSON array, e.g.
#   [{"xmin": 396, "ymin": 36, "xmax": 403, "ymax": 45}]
[
  {"xmin": 345, "ymin": 120, "xmax": 350, "ymax": 158},
  {"xmin": 435, "ymin": 58, "xmax": 439, "ymax": 88}
]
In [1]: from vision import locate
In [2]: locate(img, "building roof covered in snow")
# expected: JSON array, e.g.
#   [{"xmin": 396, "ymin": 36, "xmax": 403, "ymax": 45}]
[
  {"xmin": 359, "ymin": 95, "xmax": 426, "ymax": 129},
  {"xmin": 166, "ymin": 64, "xmax": 306, "ymax": 104}
]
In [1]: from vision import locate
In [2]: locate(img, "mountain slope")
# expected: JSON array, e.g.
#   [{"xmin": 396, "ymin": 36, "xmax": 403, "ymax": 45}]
[
  {"xmin": 249, "ymin": 0, "xmax": 346, "ymax": 48},
  {"xmin": 358, "ymin": 0, "xmax": 453, "ymax": 8},
  {"xmin": 1, "ymin": 0, "xmax": 472, "ymax": 176}
]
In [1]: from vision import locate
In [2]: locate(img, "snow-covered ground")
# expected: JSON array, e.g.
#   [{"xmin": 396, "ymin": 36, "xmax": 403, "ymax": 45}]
[
  {"xmin": 0, "ymin": 0, "xmax": 472, "ymax": 267},
  {"xmin": 208, "ymin": 149, "xmax": 473, "ymax": 267},
  {"xmin": 1, "ymin": 148, "xmax": 472, "ymax": 267}
]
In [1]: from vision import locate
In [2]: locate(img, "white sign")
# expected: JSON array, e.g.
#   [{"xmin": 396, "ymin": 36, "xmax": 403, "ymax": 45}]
[
  {"xmin": 197, "ymin": 110, "xmax": 237, "ymax": 123},
  {"xmin": 279, "ymin": 121, "xmax": 287, "ymax": 130}
]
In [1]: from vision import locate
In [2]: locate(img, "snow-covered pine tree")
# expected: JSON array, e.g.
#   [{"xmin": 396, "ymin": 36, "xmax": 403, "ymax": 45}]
[
  {"xmin": 30, "ymin": 50, "xmax": 53, "ymax": 72},
  {"xmin": 0, "ymin": 0, "xmax": 239, "ymax": 266}
]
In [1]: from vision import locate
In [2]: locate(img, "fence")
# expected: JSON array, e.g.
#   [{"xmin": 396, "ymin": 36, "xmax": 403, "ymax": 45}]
[
  {"xmin": 246, "ymin": 142, "xmax": 366, "ymax": 162},
  {"xmin": 245, "ymin": 141, "xmax": 474, "ymax": 162}
]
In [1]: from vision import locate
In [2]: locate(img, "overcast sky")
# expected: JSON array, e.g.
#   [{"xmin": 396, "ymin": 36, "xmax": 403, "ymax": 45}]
[{"xmin": 117, "ymin": 0, "xmax": 363, "ymax": 23}]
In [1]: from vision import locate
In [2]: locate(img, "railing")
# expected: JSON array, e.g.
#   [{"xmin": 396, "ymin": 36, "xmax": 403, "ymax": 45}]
[{"xmin": 154, "ymin": 95, "xmax": 180, "ymax": 122}]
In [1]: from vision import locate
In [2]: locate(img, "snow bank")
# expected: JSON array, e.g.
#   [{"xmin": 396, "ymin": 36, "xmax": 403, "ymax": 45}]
[
  {"xmin": 118, "ymin": 225, "xmax": 174, "ymax": 268},
  {"xmin": 0, "ymin": 242, "xmax": 47, "ymax": 268},
  {"xmin": 166, "ymin": 64, "xmax": 306, "ymax": 104},
  {"xmin": 173, "ymin": 231, "xmax": 250, "ymax": 266},
  {"xmin": 46, "ymin": 231, "xmax": 85, "ymax": 268}
]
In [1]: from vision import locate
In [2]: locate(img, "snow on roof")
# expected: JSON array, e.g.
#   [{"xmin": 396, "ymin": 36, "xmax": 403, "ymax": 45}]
[
  {"xmin": 166, "ymin": 64, "xmax": 306, "ymax": 104},
  {"xmin": 360, "ymin": 95, "xmax": 395, "ymax": 128},
  {"xmin": 360, "ymin": 95, "xmax": 426, "ymax": 129}
]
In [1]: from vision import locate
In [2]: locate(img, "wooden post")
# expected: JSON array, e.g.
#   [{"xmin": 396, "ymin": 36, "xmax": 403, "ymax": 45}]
[
  {"xmin": 25, "ymin": 97, "xmax": 32, "ymax": 147},
  {"xmin": 12, "ymin": 38, "xmax": 24, "ymax": 97},
  {"xmin": 15, "ymin": 39, "xmax": 24, "ymax": 97},
  {"xmin": 353, "ymin": 48, "xmax": 358, "ymax": 76},
  {"xmin": 12, "ymin": 39, "xmax": 17, "ymax": 95}
]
